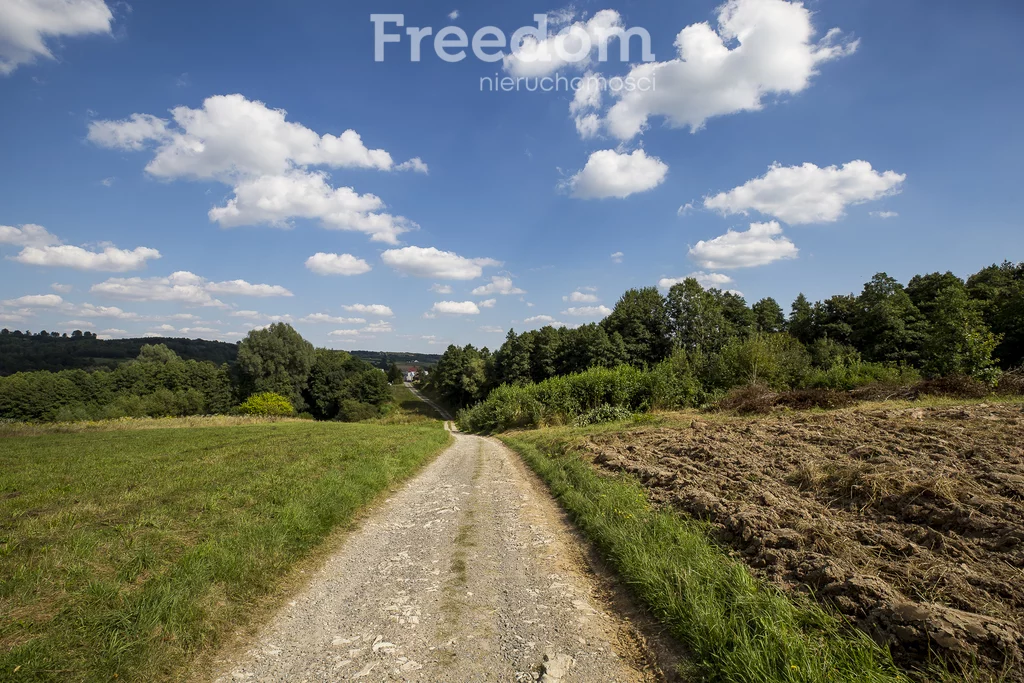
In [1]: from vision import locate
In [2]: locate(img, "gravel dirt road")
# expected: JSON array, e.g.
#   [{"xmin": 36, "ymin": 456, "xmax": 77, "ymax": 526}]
[{"xmin": 209, "ymin": 422, "xmax": 662, "ymax": 682}]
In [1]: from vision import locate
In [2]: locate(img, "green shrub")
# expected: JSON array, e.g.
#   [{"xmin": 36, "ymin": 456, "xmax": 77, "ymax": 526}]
[
  {"xmin": 801, "ymin": 361, "xmax": 920, "ymax": 390},
  {"xmin": 651, "ymin": 348, "xmax": 706, "ymax": 407},
  {"xmin": 336, "ymin": 399, "xmax": 380, "ymax": 422},
  {"xmin": 457, "ymin": 364, "xmax": 685, "ymax": 433},
  {"xmin": 574, "ymin": 404, "xmax": 634, "ymax": 427},
  {"xmin": 237, "ymin": 392, "xmax": 294, "ymax": 416},
  {"xmin": 710, "ymin": 333, "xmax": 811, "ymax": 391}
]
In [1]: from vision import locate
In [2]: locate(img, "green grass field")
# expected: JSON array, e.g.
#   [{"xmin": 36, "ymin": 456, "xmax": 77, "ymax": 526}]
[
  {"xmin": 0, "ymin": 416, "xmax": 450, "ymax": 682},
  {"xmin": 379, "ymin": 384, "xmax": 447, "ymax": 423}
]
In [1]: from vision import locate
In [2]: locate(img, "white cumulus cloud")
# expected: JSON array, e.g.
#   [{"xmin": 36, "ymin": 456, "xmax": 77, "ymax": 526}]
[
  {"xmin": 343, "ymin": 304, "xmax": 394, "ymax": 317},
  {"xmin": 704, "ymin": 161, "xmax": 906, "ymax": 224},
  {"xmin": 205, "ymin": 280, "xmax": 292, "ymax": 297},
  {"xmin": 0, "ymin": 0, "xmax": 113, "ymax": 75},
  {"xmin": 688, "ymin": 221, "xmax": 798, "ymax": 269},
  {"xmin": 304, "ymin": 252, "xmax": 372, "ymax": 276},
  {"xmin": 381, "ymin": 246, "xmax": 500, "ymax": 280},
  {"xmin": 3, "ymin": 294, "xmax": 63, "ymax": 307},
  {"xmin": 207, "ymin": 170, "xmax": 416, "ymax": 243},
  {"xmin": 524, "ymin": 315, "xmax": 563, "ymax": 326},
  {"xmin": 598, "ymin": 0, "xmax": 858, "ymax": 139},
  {"xmin": 70, "ymin": 303, "xmax": 140, "ymax": 320},
  {"xmin": 431, "ymin": 300, "xmax": 481, "ymax": 315},
  {"xmin": 563, "ymin": 149, "xmax": 667, "ymax": 199},
  {"xmin": 327, "ymin": 320, "xmax": 393, "ymax": 338},
  {"xmin": 0, "ymin": 224, "xmax": 60, "ymax": 247},
  {"xmin": 574, "ymin": 113, "xmax": 601, "ymax": 139},
  {"xmin": 224, "ymin": 311, "xmax": 292, "ymax": 324},
  {"xmin": 395, "ymin": 157, "xmax": 429, "ymax": 174},
  {"xmin": 87, "ymin": 94, "xmax": 423, "ymax": 244},
  {"xmin": 14, "ymin": 244, "xmax": 161, "ymax": 271},
  {"xmin": 563, "ymin": 305, "xmax": 612, "ymax": 317},
  {"xmin": 657, "ymin": 271, "xmax": 734, "ymax": 289},
  {"xmin": 471, "ymin": 276, "xmax": 525, "ymax": 296},
  {"xmin": 90, "ymin": 271, "xmax": 292, "ymax": 306},
  {"xmin": 503, "ymin": 10, "xmax": 632, "ymax": 78},
  {"xmin": 1, "ymin": 224, "xmax": 162, "ymax": 272},
  {"xmin": 563, "ymin": 290, "xmax": 599, "ymax": 303},
  {"xmin": 179, "ymin": 327, "xmax": 219, "ymax": 336},
  {"xmin": 85, "ymin": 114, "xmax": 168, "ymax": 151},
  {"xmin": 299, "ymin": 313, "xmax": 366, "ymax": 324},
  {"xmin": 87, "ymin": 94, "xmax": 410, "ymax": 176}
]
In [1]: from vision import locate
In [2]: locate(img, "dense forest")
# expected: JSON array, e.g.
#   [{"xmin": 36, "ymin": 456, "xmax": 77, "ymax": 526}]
[
  {"xmin": 0, "ymin": 324, "xmax": 394, "ymax": 423},
  {"xmin": 0, "ymin": 332, "xmax": 443, "ymax": 376},
  {"xmin": 348, "ymin": 350, "xmax": 442, "ymax": 370},
  {"xmin": 0, "ymin": 331, "xmax": 239, "ymax": 375},
  {"xmin": 427, "ymin": 263, "xmax": 1024, "ymax": 427}
]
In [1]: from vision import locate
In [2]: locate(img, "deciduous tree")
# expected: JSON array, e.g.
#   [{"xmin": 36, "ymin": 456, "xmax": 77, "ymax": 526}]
[
  {"xmin": 237, "ymin": 323, "xmax": 315, "ymax": 409},
  {"xmin": 922, "ymin": 285, "xmax": 1000, "ymax": 378},
  {"xmin": 602, "ymin": 287, "xmax": 671, "ymax": 367},
  {"xmin": 752, "ymin": 297, "xmax": 785, "ymax": 334}
]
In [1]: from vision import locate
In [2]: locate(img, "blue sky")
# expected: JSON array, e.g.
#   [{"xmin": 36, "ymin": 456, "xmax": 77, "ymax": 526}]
[{"xmin": 1, "ymin": 0, "xmax": 1022, "ymax": 352}]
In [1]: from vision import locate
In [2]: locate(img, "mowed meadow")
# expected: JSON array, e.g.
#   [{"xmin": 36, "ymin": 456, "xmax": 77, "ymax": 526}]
[{"xmin": 0, "ymin": 415, "xmax": 451, "ymax": 682}]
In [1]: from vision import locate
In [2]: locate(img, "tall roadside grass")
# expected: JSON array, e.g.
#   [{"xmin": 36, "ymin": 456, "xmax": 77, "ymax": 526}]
[
  {"xmin": 0, "ymin": 420, "xmax": 450, "ymax": 682},
  {"xmin": 501, "ymin": 433, "xmax": 910, "ymax": 683},
  {"xmin": 455, "ymin": 353, "xmax": 931, "ymax": 434},
  {"xmin": 457, "ymin": 364, "xmax": 696, "ymax": 433}
]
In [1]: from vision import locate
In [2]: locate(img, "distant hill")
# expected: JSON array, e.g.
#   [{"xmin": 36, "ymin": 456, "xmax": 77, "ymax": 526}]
[
  {"xmin": 0, "ymin": 333, "xmax": 239, "ymax": 375},
  {"xmin": 349, "ymin": 350, "xmax": 443, "ymax": 370},
  {"xmin": 0, "ymin": 333, "xmax": 444, "ymax": 376}
]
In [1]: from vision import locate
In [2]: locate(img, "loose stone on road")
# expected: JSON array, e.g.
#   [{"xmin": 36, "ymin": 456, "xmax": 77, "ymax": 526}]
[{"xmin": 210, "ymin": 426, "xmax": 660, "ymax": 682}]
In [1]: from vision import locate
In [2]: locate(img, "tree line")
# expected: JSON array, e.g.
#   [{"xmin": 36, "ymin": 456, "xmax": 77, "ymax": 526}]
[
  {"xmin": 0, "ymin": 330, "xmax": 239, "ymax": 375},
  {"xmin": 349, "ymin": 350, "xmax": 443, "ymax": 371},
  {"xmin": 429, "ymin": 262, "xmax": 1023, "ymax": 411},
  {"xmin": 0, "ymin": 323, "xmax": 393, "ymax": 423}
]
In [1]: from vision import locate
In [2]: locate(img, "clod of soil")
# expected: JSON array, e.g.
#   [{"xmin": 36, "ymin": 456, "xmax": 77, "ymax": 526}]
[{"xmin": 582, "ymin": 403, "xmax": 1024, "ymax": 681}]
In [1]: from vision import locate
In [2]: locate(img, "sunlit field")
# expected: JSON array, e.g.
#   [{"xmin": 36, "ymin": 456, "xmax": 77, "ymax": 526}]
[{"xmin": 0, "ymin": 418, "xmax": 450, "ymax": 681}]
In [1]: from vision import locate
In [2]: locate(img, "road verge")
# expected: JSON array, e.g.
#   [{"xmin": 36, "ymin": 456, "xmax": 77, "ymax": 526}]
[{"xmin": 501, "ymin": 433, "xmax": 911, "ymax": 683}]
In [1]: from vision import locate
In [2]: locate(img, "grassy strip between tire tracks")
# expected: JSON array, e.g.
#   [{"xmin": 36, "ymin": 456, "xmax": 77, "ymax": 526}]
[
  {"xmin": 500, "ymin": 431, "xmax": 912, "ymax": 683},
  {"xmin": 1, "ymin": 418, "xmax": 451, "ymax": 682}
]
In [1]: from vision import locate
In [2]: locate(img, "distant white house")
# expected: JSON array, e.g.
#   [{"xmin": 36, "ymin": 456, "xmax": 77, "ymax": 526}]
[{"xmin": 405, "ymin": 371, "xmax": 416, "ymax": 382}]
